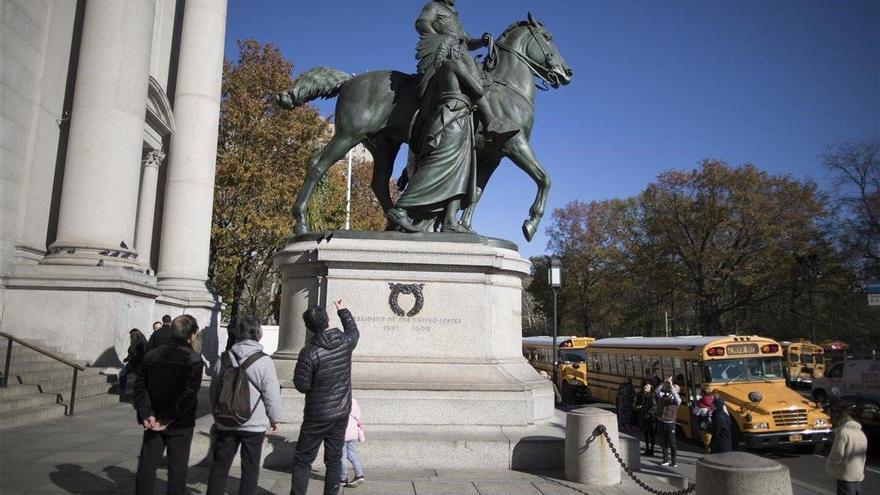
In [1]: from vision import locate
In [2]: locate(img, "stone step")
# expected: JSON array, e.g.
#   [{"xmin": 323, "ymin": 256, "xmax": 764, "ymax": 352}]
[
  {"xmin": 38, "ymin": 375, "xmax": 113, "ymax": 398},
  {"xmin": 0, "ymin": 383, "xmax": 41, "ymax": 399},
  {"xmin": 1, "ymin": 358, "xmax": 77, "ymax": 374},
  {"xmin": 0, "ymin": 349, "xmax": 78, "ymax": 365},
  {"xmin": 68, "ymin": 392, "xmax": 120, "ymax": 413},
  {"xmin": 12, "ymin": 366, "xmax": 102, "ymax": 384},
  {"xmin": 0, "ymin": 402, "xmax": 66, "ymax": 432},
  {"xmin": 0, "ymin": 391, "xmax": 59, "ymax": 412}
]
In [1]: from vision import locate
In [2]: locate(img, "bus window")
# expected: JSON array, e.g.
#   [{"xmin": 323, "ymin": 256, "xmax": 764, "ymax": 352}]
[
  {"xmin": 632, "ymin": 355, "xmax": 642, "ymax": 377},
  {"xmin": 790, "ymin": 353, "xmax": 800, "ymax": 364},
  {"xmin": 702, "ymin": 357, "xmax": 784, "ymax": 383},
  {"xmin": 624, "ymin": 355, "xmax": 633, "ymax": 376},
  {"xmin": 600, "ymin": 353, "xmax": 610, "ymax": 373},
  {"xmin": 673, "ymin": 357, "xmax": 684, "ymax": 382},
  {"xmin": 560, "ymin": 349, "xmax": 586, "ymax": 363},
  {"xmin": 662, "ymin": 356, "xmax": 673, "ymax": 378},
  {"xmin": 615, "ymin": 354, "xmax": 625, "ymax": 375},
  {"xmin": 649, "ymin": 356, "xmax": 661, "ymax": 378}
]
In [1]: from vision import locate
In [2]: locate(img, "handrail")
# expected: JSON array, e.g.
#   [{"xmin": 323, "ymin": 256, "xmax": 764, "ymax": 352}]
[
  {"xmin": 1, "ymin": 331, "xmax": 86, "ymax": 416},
  {"xmin": 0, "ymin": 332, "xmax": 85, "ymax": 370}
]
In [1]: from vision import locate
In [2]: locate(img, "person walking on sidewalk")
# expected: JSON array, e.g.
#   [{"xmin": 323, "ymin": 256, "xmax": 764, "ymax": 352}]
[
  {"xmin": 206, "ymin": 316, "xmax": 283, "ymax": 495},
  {"xmin": 340, "ymin": 397, "xmax": 366, "ymax": 487},
  {"xmin": 709, "ymin": 396, "xmax": 732, "ymax": 454},
  {"xmin": 638, "ymin": 381, "xmax": 658, "ymax": 456},
  {"xmin": 826, "ymin": 407, "xmax": 868, "ymax": 495},
  {"xmin": 291, "ymin": 299, "xmax": 360, "ymax": 495},
  {"xmin": 133, "ymin": 315, "xmax": 204, "ymax": 495},
  {"xmin": 656, "ymin": 376, "xmax": 682, "ymax": 467}
]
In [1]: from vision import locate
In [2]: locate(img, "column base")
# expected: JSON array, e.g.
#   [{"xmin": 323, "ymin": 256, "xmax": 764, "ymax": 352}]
[{"xmin": 43, "ymin": 242, "xmax": 143, "ymax": 269}]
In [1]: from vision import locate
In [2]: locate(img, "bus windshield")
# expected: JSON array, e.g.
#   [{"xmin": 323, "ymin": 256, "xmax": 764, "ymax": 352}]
[
  {"xmin": 702, "ymin": 357, "xmax": 785, "ymax": 383},
  {"xmin": 560, "ymin": 349, "xmax": 586, "ymax": 363}
]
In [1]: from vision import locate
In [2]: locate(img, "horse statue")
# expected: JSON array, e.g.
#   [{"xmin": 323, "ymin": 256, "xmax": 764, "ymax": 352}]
[{"xmin": 277, "ymin": 13, "xmax": 572, "ymax": 241}]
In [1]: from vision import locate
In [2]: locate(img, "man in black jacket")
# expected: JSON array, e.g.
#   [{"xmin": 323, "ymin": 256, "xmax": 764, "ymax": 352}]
[
  {"xmin": 147, "ymin": 314, "xmax": 173, "ymax": 350},
  {"xmin": 134, "ymin": 314, "xmax": 204, "ymax": 495},
  {"xmin": 291, "ymin": 299, "xmax": 359, "ymax": 495}
]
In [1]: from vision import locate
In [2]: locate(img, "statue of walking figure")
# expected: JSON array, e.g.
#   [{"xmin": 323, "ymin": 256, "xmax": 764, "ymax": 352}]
[{"xmin": 386, "ymin": 38, "xmax": 483, "ymax": 232}]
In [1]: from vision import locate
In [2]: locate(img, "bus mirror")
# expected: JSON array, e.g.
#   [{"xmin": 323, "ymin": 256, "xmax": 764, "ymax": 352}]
[{"xmin": 748, "ymin": 391, "xmax": 763, "ymax": 404}]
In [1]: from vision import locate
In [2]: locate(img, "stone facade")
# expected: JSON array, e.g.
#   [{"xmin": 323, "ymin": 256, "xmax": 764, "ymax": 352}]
[{"xmin": 0, "ymin": 0, "xmax": 228, "ymax": 365}]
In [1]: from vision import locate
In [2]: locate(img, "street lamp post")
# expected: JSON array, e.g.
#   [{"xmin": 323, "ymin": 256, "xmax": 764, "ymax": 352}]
[{"xmin": 549, "ymin": 257, "xmax": 562, "ymax": 385}]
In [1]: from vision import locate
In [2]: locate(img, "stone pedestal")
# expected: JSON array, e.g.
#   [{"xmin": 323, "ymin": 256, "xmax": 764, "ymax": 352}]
[
  {"xmin": 696, "ymin": 452, "xmax": 792, "ymax": 495},
  {"xmin": 273, "ymin": 231, "xmax": 553, "ymax": 427},
  {"xmin": 265, "ymin": 231, "xmax": 555, "ymax": 468},
  {"xmin": 564, "ymin": 407, "xmax": 621, "ymax": 486}
]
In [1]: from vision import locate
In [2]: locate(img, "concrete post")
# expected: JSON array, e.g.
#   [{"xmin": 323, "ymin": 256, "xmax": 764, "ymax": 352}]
[
  {"xmin": 47, "ymin": 0, "xmax": 156, "ymax": 266},
  {"xmin": 565, "ymin": 406, "xmax": 621, "ymax": 486},
  {"xmin": 134, "ymin": 150, "xmax": 164, "ymax": 269},
  {"xmin": 696, "ymin": 452, "xmax": 793, "ymax": 495},
  {"xmin": 157, "ymin": 0, "xmax": 227, "ymax": 293}
]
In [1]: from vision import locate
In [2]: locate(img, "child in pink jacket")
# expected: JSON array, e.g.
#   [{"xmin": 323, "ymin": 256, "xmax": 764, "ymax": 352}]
[{"xmin": 340, "ymin": 398, "xmax": 365, "ymax": 487}]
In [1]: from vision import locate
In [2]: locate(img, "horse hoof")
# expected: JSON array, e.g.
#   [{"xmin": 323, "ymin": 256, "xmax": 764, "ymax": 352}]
[{"xmin": 522, "ymin": 219, "xmax": 537, "ymax": 241}]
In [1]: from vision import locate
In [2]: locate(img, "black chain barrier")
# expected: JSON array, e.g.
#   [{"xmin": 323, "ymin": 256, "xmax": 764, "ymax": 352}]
[{"xmin": 593, "ymin": 425, "xmax": 697, "ymax": 495}]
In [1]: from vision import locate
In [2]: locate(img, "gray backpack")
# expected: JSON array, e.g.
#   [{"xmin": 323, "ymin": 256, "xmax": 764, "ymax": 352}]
[{"xmin": 212, "ymin": 351, "xmax": 266, "ymax": 427}]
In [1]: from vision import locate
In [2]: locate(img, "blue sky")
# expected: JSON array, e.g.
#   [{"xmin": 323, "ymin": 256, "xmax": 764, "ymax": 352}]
[{"xmin": 224, "ymin": 0, "xmax": 880, "ymax": 257}]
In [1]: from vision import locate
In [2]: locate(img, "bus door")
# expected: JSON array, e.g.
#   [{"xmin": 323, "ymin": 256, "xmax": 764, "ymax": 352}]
[{"xmin": 684, "ymin": 360, "xmax": 702, "ymax": 439}]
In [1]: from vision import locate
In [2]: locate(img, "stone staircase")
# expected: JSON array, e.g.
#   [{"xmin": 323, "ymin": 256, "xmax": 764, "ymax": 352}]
[{"xmin": 0, "ymin": 338, "xmax": 119, "ymax": 431}]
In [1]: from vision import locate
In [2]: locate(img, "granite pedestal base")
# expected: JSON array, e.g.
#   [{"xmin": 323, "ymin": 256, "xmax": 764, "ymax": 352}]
[{"xmin": 268, "ymin": 232, "xmax": 555, "ymax": 467}]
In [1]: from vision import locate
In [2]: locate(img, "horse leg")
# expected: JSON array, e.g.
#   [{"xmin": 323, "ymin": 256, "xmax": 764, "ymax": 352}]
[
  {"xmin": 367, "ymin": 140, "xmax": 402, "ymax": 214},
  {"xmin": 460, "ymin": 155, "xmax": 501, "ymax": 231},
  {"xmin": 292, "ymin": 133, "xmax": 364, "ymax": 234},
  {"xmin": 503, "ymin": 135, "xmax": 551, "ymax": 242}
]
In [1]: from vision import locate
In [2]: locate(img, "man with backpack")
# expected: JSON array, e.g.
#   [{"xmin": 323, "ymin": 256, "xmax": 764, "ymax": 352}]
[
  {"xmin": 291, "ymin": 299, "xmax": 359, "ymax": 495},
  {"xmin": 207, "ymin": 316, "xmax": 282, "ymax": 495}
]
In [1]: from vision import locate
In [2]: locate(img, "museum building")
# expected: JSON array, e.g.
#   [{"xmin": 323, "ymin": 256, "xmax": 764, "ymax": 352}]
[{"xmin": 1, "ymin": 0, "xmax": 228, "ymax": 364}]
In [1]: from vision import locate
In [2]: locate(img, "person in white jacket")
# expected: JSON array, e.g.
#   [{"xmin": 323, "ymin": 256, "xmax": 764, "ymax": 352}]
[
  {"xmin": 826, "ymin": 409, "xmax": 868, "ymax": 495},
  {"xmin": 340, "ymin": 398, "xmax": 366, "ymax": 487},
  {"xmin": 207, "ymin": 316, "xmax": 283, "ymax": 495}
]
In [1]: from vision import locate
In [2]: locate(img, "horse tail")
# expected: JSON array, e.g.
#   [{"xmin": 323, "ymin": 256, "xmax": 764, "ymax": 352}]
[{"xmin": 286, "ymin": 67, "xmax": 353, "ymax": 106}]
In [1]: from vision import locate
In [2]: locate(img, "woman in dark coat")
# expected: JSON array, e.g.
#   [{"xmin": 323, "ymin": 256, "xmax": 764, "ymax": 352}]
[
  {"xmin": 709, "ymin": 396, "xmax": 733, "ymax": 454},
  {"xmin": 639, "ymin": 382, "xmax": 658, "ymax": 456},
  {"xmin": 119, "ymin": 328, "xmax": 147, "ymax": 394},
  {"xmin": 616, "ymin": 378, "xmax": 636, "ymax": 432}
]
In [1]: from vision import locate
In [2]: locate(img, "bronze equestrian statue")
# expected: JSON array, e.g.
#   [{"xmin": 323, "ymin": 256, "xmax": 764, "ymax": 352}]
[{"xmin": 277, "ymin": 10, "xmax": 572, "ymax": 241}]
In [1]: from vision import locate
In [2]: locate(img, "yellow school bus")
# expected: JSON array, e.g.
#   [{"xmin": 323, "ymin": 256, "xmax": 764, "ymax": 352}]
[
  {"xmin": 586, "ymin": 336, "xmax": 832, "ymax": 451},
  {"xmin": 781, "ymin": 341, "xmax": 825, "ymax": 387},
  {"xmin": 523, "ymin": 336, "xmax": 595, "ymax": 403}
]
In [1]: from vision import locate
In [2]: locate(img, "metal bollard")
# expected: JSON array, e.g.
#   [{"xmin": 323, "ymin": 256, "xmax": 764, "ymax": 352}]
[
  {"xmin": 564, "ymin": 406, "xmax": 621, "ymax": 486},
  {"xmin": 696, "ymin": 452, "xmax": 792, "ymax": 495}
]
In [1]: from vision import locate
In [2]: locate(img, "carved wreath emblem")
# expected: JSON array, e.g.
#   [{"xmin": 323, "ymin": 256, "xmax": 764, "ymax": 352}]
[{"xmin": 388, "ymin": 283, "xmax": 425, "ymax": 317}]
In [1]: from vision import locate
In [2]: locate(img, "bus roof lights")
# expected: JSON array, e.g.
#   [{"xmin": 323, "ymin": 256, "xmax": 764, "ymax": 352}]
[
  {"xmin": 707, "ymin": 346, "xmax": 725, "ymax": 356},
  {"xmin": 761, "ymin": 344, "xmax": 780, "ymax": 353}
]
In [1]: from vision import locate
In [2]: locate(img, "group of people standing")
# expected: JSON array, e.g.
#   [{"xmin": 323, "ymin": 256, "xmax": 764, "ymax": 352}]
[
  {"xmin": 124, "ymin": 299, "xmax": 366, "ymax": 495},
  {"xmin": 617, "ymin": 377, "xmax": 732, "ymax": 467}
]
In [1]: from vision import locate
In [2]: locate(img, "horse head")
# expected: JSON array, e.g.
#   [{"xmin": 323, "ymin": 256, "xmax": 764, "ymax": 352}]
[{"xmin": 496, "ymin": 13, "xmax": 573, "ymax": 89}]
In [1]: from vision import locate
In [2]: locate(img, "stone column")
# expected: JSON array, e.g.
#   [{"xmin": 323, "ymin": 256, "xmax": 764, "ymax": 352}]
[
  {"xmin": 46, "ymin": 0, "xmax": 156, "ymax": 266},
  {"xmin": 134, "ymin": 150, "xmax": 165, "ymax": 269},
  {"xmin": 565, "ymin": 407, "xmax": 621, "ymax": 486},
  {"xmin": 156, "ymin": 0, "xmax": 227, "ymax": 292}
]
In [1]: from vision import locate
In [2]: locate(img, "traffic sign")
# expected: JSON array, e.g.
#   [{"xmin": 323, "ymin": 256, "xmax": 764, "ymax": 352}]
[{"xmin": 866, "ymin": 283, "xmax": 880, "ymax": 294}]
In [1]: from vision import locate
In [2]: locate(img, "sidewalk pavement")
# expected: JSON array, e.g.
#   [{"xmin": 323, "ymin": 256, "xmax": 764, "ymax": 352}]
[{"xmin": 0, "ymin": 398, "xmax": 683, "ymax": 495}]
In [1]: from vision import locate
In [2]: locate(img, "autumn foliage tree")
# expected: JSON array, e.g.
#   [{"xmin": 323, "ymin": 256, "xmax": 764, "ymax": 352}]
[
  {"xmin": 533, "ymin": 159, "xmax": 879, "ymax": 346},
  {"xmin": 211, "ymin": 40, "xmax": 328, "ymax": 321},
  {"xmin": 210, "ymin": 40, "xmax": 389, "ymax": 321}
]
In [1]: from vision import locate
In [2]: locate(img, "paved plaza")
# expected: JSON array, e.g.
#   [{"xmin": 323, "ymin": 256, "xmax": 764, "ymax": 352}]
[{"xmin": 0, "ymin": 394, "xmax": 682, "ymax": 495}]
